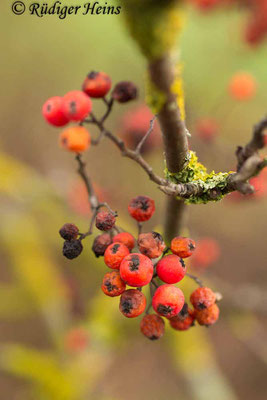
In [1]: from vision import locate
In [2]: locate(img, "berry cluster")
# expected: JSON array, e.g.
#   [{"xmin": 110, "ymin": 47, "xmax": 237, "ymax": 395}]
[
  {"xmin": 42, "ymin": 71, "xmax": 137, "ymax": 153},
  {"xmin": 91, "ymin": 196, "xmax": 220, "ymax": 340}
]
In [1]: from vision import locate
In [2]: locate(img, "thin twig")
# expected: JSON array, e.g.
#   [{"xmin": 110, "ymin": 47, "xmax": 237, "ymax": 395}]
[
  {"xmin": 186, "ymin": 273, "xmax": 204, "ymax": 287},
  {"xmin": 135, "ymin": 115, "xmax": 157, "ymax": 154}
]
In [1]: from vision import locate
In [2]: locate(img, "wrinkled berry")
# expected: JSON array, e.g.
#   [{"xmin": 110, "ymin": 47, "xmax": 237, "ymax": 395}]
[
  {"xmin": 119, "ymin": 289, "xmax": 146, "ymax": 318},
  {"xmin": 190, "ymin": 287, "xmax": 216, "ymax": 310},
  {"xmin": 140, "ymin": 314, "xmax": 165, "ymax": 340},
  {"xmin": 101, "ymin": 270, "xmax": 126, "ymax": 297},
  {"xmin": 128, "ymin": 195, "xmax": 155, "ymax": 222},
  {"xmin": 92, "ymin": 233, "xmax": 112, "ymax": 257},
  {"xmin": 95, "ymin": 211, "xmax": 116, "ymax": 231},
  {"xmin": 63, "ymin": 240, "xmax": 83, "ymax": 259},
  {"xmin": 138, "ymin": 232, "xmax": 166, "ymax": 259},
  {"xmin": 59, "ymin": 223, "xmax": 79, "ymax": 241},
  {"xmin": 112, "ymin": 81, "xmax": 138, "ymax": 103}
]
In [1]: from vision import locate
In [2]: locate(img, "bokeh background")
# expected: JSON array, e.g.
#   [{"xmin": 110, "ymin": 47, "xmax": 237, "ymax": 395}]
[{"xmin": 0, "ymin": 1, "xmax": 267, "ymax": 399}]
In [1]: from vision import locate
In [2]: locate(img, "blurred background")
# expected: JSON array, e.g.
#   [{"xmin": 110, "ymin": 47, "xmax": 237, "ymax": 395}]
[{"xmin": 0, "ymin": 0, "xmax": 267, "ymax": 399}]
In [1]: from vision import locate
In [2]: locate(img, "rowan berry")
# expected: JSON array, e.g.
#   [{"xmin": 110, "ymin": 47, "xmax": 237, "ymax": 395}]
[
  {"xmin": 63, "ymin": 239, "xmax": 83, "ymax": 259},
  {"xmin": 171, "ymin": 236, "xmax": 196, "ymax": 258},
  {"xmin": 140, "ymin": 314, "xmax": 165, "ymax": 340},
  {"xmin": 59, "ymin": 126, "xmax": 91, "ymax": 153},
  {"xmin": 112, "ymin": 232, "xmax": 135, "ymax": 250},
  {"xmin": 152, "ymin": 284, "xmax": 185, "ymax": 319},
  {"xmin": 138, "ymin": 232, "xmax": 166, "ymax": 259},
  {"xmin": 169, "ymin": 304, "xmax": 195, "ymax": 331},
  {"xmin": 190, "ymin": 287, "xmax": 216, "ymax": 310},
  {"xmin": 62, "ymin": 90, "xmax": 92, "ymax": 121},
  {"xmin": 95, "ymin": 211, "xmax": 116, "ymax": 231},
  {"xmin": 195, "ymin": 118, "xmax": 218, "ymax": 142},
  {"xmin": 101, "ymin": 270, "xmax": 126, "ymax": 297},
  {"xmin": 112, "ymin": 81, "xmax": 138, "ymax": 103},
  {"xmin": 82, "ymin": 71, "xmax": 112, "ymax": 98},
  {"xmin": 128, "ymin": 195, "xmax": 155, "ymax": 222},
  {"xmin": 191, "ymin": 238, "xmax": 220, "ymax": 269},
  {"xmin": 119, "ymin": 289, "xmax": 146, "ymax": 318},
  {"xmin": 42, "ymin": 96, "xmax": 69, "ymax": 127},
  {"xmin": 64, "ymin": 328, "xmax": 89, "ymax": 352},
  {"xmin": 195, "ymin": 303, "xmax": 220, "ymax": 326},
  {"xmin": 120, "ymin": 253, "xmax": 154, "ymax": 287},
  {"xmin": 228, "ymin": 72, "xmax": 257, "ymax": 101},
  {"xmin": 156, "ymin": 254, "xmax": 186, "ymax": 284},
  {"xmin": 92, "ymin": 233, "xmax": 112, "ymax": 257},
  {"xmin": 59, "ymin": 223, "xmax": 79, "ymax": 241},
  {"xmin": 104, "ymin": 242, "xmax": 130, "ymax": 269}
]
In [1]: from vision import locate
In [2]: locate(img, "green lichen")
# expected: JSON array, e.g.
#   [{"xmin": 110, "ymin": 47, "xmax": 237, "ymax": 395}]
[
  {"xmin": 123, "ymin": 0, "xmax": 185, "ymax": 60},
  {"xmin": 165, "ymin": 151, "xmax": 231, "ymax": 204},
  {"xmin": 145, "ymin": 76, "xmax": 167, "ymax": 114}
]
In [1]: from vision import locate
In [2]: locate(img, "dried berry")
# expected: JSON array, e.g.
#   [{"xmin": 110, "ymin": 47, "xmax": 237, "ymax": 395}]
[
  {"xmin": 101, "ymin": 270, "xmax": 126, "ymax": 297},
  {"xmin": 82, "ymin": 71, "xmax": 111, "ymax": 98},
  {"xmin": 140, "ymin": 314, "xmax": 165, "ymax": 340},
  {"xmin": 169, "ymin": 304, "xmax": 195, "ymax": 331},
  {"xmin": 59, "ymin": 223, "xmax": 79, "ymax": 241},
  {"xmin": 156, "ymin": 254, "xmax": 186, "ymax": 284},
  {"xmin": 138, "ymin": 232, "xmax": 166, "ymax": 259},
  {"xmin": 112, "ymin": 232, "xmax": 135, "ymax": 250},
  {"xmin": 190, "ymin": 287, "xmax": 216, "ymax": 310},
  {"xmin": 152, "ymin": 284, "xmax": 185, "ymax": 319},
  {"xmin": 119, "ymin": 289, "xmax": 146, "ymax": 318},
  {"xmin": 195, "ymin": 303, "xmax": 220, "ymax": 326},
  {"xmin": 63, "ymin": 239, "xmax": 83, "ymax": 259},
  {"xmin": 112, "ymin": 81, "xmax": 138, "ymax": 103},
  {"xmin": 171, "ymin": 236, "xmax": 196, "ymax": 258},
  {"xmin": 128, "ymin": 195, "xmax": 155, "ymax": 222},
  {"xmin": 104, "ymin": 242, "xmax": 130, "ymax": 269},
  {"xmin": 95, "ymin": 211, "xmax": 116, "ymax": 231},
  {"xmin": 59, "ymin": 126, "xmax": 91, "ymax": 153},
  {"xmin": 92, "ymin": 233, "xmax": 112, "ymax": 257},
  {"xmin": 120, "ymin": 253, "xmax": 154, "ymax": 287}
]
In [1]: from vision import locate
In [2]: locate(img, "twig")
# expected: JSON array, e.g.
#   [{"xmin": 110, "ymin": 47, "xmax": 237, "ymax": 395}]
[
  {"xmin": 135, "ymin": 115, "xmax": 157, "ymax": 154},
  {"xmin": 186, "ymin": 273, "xmax": 204, "ymax": 287}
]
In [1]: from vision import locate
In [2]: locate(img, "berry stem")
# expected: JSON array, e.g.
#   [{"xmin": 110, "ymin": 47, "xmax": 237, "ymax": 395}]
[{"xmin": 186, "ymin": 273, "xmax": 204, "ymax": 288}]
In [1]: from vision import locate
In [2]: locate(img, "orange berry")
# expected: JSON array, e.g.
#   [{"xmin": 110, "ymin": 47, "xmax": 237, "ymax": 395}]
[
  {"xmin": 101, "ymin": 270, "xmax": 126, "ymax": 297},
  {"xmin": 228, "ymin": 72, "xmax": 257, "ymax": 101},
  {"xmin": 190, "ymin": 287, "xmax": 216, "ymax": 310},
  {"xmin": 138, "ymin": 232, "xmax": 166, "ymax": 259},
  {"xmin": 119, "ymin": 289, "xmax": 146, "ymax": 318},
  {"xmin": 140, "ymin": 314, "xmax": 165, "ymax": 340},
  {"xmin": 104, "ymin": 242, "xmax": 130, "ymax": 270},
  {"xmin": 169, "ymin": 304, "xmax": 195, "ymax": 331},
  {"xmin": 171, "ymin": 236, "xmax": 196, "ymax": 258},
  {"xmin": 195, "ymin": 303, "xmax": 220, "ymax": 326},
  {"xmin": 59, "ymin": 126, "xmax": 91, "ymax": 153}
]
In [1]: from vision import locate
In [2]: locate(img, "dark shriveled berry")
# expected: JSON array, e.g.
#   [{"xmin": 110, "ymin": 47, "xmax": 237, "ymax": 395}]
[
  {"xmin": 63, "ymin": 240, "xmax": 83, "ymax": 260},
  {"xmin": 92, "ymin": 233, "xmax": 112, "ymax": 257},
  {"xmin": 59, "ymin": 223, "xmax": 79, "ymax": 241},
  {"xmin": 112, "ymin": 81, "xmax": 138, "ymax": 103},
  {"xmin": 119, "ymin": 289, "xmax": 146, "ymax": 318}
]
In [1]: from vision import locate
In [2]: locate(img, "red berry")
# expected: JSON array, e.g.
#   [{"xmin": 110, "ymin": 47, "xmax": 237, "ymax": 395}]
[
  {"xmin": 92, "ymin": 233, "xmax": 112, "ymax": 257},
  {"xmin": 152, "ymin": 284, "xmax": 185, "ymax": 318},
  {"xmin": 119, "ymin": 289, "xmax": 146, "ymax": 318},
  {"xmin": 128, "ymin": 196, "xmax": 155, "ymax": 222},
  {"xmin": 140, "ymin": 314, "xmax": 165, "ymax": 340},
  {"xmin": 171, "ymin": 236, "xmax": 196, "ymax": 258},
  {"xmin": 101, "ymin": 270, "xmax": 126, "ymax": 297},
  {"xmin": 95, "ymin": 211, "xmax": 116, "ymax": 231},
  {"xmin": 169, "ymin": 304, "xmax": 195, "ymax": 331},
  {"xmin": 138, "ymin": 232, "xmax": 166, "ymax": 259},
  {"xmin": 112, "ymin": 232, "xmax": 135, "ymax": 250},
  {"xmin": 195, "ymin": 303, "xmax": 220, "ymax": 326},
  {"xmin": 104, "ymin": 242, "xmax": 130, "ymax": 270},
  {"xmin": 120, "ymin": 253, "xmax": 153, "ymax": 287},
  {"xmin": 82, "ymin": 71, "xmax": 112, "ymax": 98},
  {"xmin": 190, "ymin": 287, "xmax": 216, "ymax": 310},
  {"xmin": 59, "ymin": 126, "xmax": 91, "ymax": 153},
  {"xmin": 62, "ymin": 90, "xmax": 92, "ymax": 121},
  {"xmin": 156, "ymin": 254, "xmax": 186, "ymax": 284},
  {"xmin": 42, "ymin": 96, "xmax": 69, "ymax": 127}
]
